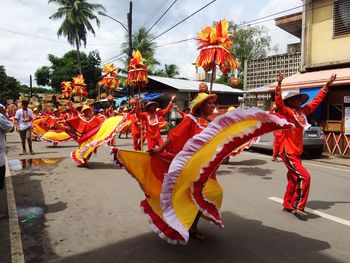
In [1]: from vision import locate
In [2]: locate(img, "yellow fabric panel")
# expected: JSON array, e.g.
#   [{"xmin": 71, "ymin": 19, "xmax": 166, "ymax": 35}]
[
  {"xmin": 173, "ymin": 119, "xmax": 258, "ymax": 229},
  {"xmin": 80, "ymin": 116, "xmax": 124, "ymax": 159},
  {"xmin": 42, "ymin": 131, "xmax": 71, "ymax": 141},
  {"xmin": 118, "ymin": 150, "xmax": 163, "ymax": 198}
]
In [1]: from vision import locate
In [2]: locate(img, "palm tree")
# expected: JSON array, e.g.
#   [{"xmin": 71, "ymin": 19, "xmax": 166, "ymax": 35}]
[
  {"xmin": 122, "ymin": 27, "xmax": 159, "ymax": 73},
  {"xmin": 164, "ymin": 64, "xmax": 179, "ymax": 78},
  {"xmin": 49, "ymin": 0, "xmax": 105, "ymax": 74}
]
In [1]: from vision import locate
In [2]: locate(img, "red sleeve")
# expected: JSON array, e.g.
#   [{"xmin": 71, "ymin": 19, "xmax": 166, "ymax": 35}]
[
  {"xmin": 275, "ymin": 85, "xmax": 295, "ymax": 120},
  {"xmin": 301, "ymin": 89, "xmax": 327, "ymax": 115},
  {"xmin": 158, "ymin": 102, "xmax": 173, "ymax": 116},
  {"xmin": 167, "ymin": 117, "xmax": 193, "ymax": 154},
  {"xmin": 136, "ymin": 107, "xmax": 147, "ymax": 121}
]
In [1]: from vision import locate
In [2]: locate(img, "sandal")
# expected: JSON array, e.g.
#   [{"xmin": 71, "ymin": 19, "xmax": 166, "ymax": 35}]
[{"xmin": 189, "ymin": 230, "xmax": 205, "ymax": 241}]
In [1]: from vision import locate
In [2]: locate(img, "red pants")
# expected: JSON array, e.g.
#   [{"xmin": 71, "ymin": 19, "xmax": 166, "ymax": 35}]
[
  {"xmin": 147, "ymin": 136, "xmax": 164, "ymax": 150},
  {"xmin": 273, "ymin": 136, "xmax": 283, "ymax": 158},
  {"xmin": 132, "ymin": 133, "xmax": 145, "ymax": 151},
  {"xmin": 280, "ymin": 152, "xmax": 311, "ymax": 211}
]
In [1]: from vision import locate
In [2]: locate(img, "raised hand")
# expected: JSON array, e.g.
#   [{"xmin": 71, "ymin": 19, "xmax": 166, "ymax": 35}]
[
  {"xmin": 277, "ymin": 72, "xmax": 285, "ymax": 85},
  {"xmin": 327, "ymin": 73, "xmax": 337, "ymax": 86}
]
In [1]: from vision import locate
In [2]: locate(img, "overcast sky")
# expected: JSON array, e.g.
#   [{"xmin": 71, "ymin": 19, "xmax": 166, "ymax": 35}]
[{"xmin": 0, "ymin": 0, "xmax": 301, "ymax": 86}]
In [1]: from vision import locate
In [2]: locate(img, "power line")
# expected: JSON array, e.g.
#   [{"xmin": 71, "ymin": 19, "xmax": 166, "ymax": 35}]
[
  {"xmin": 143, "ymin": 0, "xmax": 170, "ymax": 28},
  {"xmin": 150, "ymin": 0, "xmax": 217, "ymax": 42},
  {"xmin": 146, "ymin": 0, "xmax": 178, "ymax": 34},
  {"xmin": 0, "ymin": 27, "xmax": 121, "ymax": 46},
  {"xmin": 156, "ymin": 37, "xmax": 195, "ymax": 48}
]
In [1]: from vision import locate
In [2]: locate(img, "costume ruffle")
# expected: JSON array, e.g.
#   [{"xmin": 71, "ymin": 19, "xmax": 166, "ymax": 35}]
[
  {"xmin": 118, "ymin": 108, "xmax": 293, "ymax": 244},
  {"xmin": 42, "ymin": 130, "xmax": 72, "ymax": 143},
  {"xmin": 71, "ymin": 116, "xmax": 125, "ymax": 164}
]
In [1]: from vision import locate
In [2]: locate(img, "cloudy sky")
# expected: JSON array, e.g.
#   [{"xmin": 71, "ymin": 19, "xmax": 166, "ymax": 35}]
[{"xmin": 0, "ymin": 0, "xmax": 301, "ymax": 86}]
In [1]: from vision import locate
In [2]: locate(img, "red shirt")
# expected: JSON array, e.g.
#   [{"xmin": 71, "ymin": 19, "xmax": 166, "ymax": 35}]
[
  {"xmin": 137, "ymin": 102, "xmax": 173, "ymax": 139},
  {"xmin": 275, "ymin": 85, "xmax": 327, "ymax": 156},
  {"xmin": 166, "ymin": 115, "xmax": 208, "ymax": 155},
  {"xmin": 127, "ymin": 113, "xmax": 141, "ymax": 135}
]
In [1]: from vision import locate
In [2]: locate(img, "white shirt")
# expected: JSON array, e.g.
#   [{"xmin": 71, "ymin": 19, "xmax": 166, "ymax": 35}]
[
  {"xmin": 0, "ymin": 113, "xmax": 14, "ymax": 166},
  {"xmin": 15, "ymin": 108, "xmax": 33, "ymax": 131}
]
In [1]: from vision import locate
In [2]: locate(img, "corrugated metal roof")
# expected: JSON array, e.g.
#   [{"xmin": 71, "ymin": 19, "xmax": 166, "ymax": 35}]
[
  {"xmin": 269, "ymin": 67, "xmax": 350, "ymax": 90},
  {"xmin": 244, "ymin": 85, "xmax": 270, "ymax": 94},
  {"xmin": 148, "ymin": 75, "xmax": 243, "ymax": 94}
]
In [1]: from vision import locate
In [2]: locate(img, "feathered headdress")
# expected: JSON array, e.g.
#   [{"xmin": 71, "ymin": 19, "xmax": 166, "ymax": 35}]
[
  {"xmin": 61, "ymin": 81, "xmax": 72, "ymax": 99},
  {"xmin": 98, "ymin": 64, "xmax": 119, "ymax": 93},
  {"xmin": 127, "ymin": 50, "xmax": 148, "ymax": 86},
  {"xmin": 196, "ymin": 19, "xmax": 237, "ymax": 74},
  {"xmin": 71, "ymin": 74, "xmax": 88, "ymax": 97}
]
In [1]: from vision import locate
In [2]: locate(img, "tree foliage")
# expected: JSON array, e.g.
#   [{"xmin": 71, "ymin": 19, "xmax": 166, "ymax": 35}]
[
  {"xmin": 34, "ymin": 50, "xmax": 102, "ymax": 97},
  {"xmin": 216, "ymin": 23, "xmax": 277, "ymax": 88},
  {"xmin": 154, "ymin": 64, "xmax": 180, "ymax": 78},
  {"xmin": 49, "ymin": 0, "xmax": 105, "ymax": 73},
  {"xmin": 122, "ymin": 27, "xmax": 159, "ymax": 72},
  {"xmin": 0, "ymin": 66, "xmax": 22, "ymax": 102}
]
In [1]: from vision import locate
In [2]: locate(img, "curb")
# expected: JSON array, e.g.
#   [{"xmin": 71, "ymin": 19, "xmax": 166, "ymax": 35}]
[
  {"xmin": 5, "ymin": 156, "xmax": 25, "ymax": 263},
  {"xmin": 311, "ymin": 159, "xmax": 350, "ymax": 168}
]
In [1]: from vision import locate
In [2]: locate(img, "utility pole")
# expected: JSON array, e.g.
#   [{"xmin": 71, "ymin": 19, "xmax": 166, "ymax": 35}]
[
  {"xmin": 29, "ymin": 75, "xmax": 33, "ymax": 98},
  {"xmin": 127, "ymin": 1, "xmax": 133, "ymax": 62}
]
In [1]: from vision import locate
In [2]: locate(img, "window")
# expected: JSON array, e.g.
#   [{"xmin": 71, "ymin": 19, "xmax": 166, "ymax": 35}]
[{"xmin": 333, "ymin": 0, "xmax": 350, "ymax": 37}]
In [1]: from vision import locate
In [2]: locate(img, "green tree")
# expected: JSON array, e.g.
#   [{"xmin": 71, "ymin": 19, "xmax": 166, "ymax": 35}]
[
  {"xmin": 35, "ymin": 66, "xmax": 51, "ymax": 87},
  {"xmin": 34, "ymin": 50, "xmax": 102, "ymax": 97},
  {"xmin": 0, "ymin": 66, "xmax": 21, "ymax": 102},
  {"xmin": 154, "ymin": 64, "xmax": 179, "ymax": 78},
  {"xmin": 216, "ymin": 23, "xmax": 277, "ymax": 88},
  {"xmin": 49, "ymin": 0, "xmax": 105, "ymax": 73},
  {"xmin": 122, "ymin": 27, "xmax": 159, "ymax": 72}
]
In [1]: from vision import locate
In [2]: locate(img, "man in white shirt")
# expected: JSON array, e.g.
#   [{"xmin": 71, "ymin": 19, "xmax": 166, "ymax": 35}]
[
  {"xmin": 14, "ymin": 100, "xmax": 34, "ymax": 155},
  {"xmin": 0, "ymin": 104, "xmax": 14, "ymax": 219}
]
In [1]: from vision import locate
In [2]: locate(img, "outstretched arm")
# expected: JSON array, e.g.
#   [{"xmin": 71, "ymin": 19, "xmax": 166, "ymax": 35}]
[
  {"xmin": 302, "ymin": 74, "xmax": 336, "ymax": 115},
  {"xmin": 275, "ymin": 73, "xmax": 293, "ymax": 119},
  {"xmin": 158, "ymin": 95, "xmax": 176, "ymax": 116}
]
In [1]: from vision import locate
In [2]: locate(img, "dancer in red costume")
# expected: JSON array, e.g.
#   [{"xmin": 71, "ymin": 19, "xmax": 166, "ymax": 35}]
[
  {"xmin": 275, "ymin": 72, "xmax": 336, "ymax": 220},
  {"xmin": 149, "ymin": 92, "xmax": 217, "ymax": 240},
  {"xmin": 126, "ymin": 107, "xmax": 144, "ymax": 150},
  {"xmin": 136, "ymin": 95, "xmax": 175, "ymax": 150}
]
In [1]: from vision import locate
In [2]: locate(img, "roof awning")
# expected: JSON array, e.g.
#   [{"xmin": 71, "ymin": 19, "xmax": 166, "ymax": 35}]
[
  {"xmin": 141, "ymin": 93, "xmax": 161, "ymax": 101},
  {"xmin": 269, "ymin": 67, "xmax": 350, "ymax": 91}
]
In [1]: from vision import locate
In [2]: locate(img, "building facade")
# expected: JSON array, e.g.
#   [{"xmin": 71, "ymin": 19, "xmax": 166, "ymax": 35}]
[{"xmin": 270, "ymin": 0, "xmax": 350, "ymax": 156}]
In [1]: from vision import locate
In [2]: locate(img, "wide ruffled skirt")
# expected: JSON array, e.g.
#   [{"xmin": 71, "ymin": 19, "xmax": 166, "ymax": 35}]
[{"xmin": 117, "ymin": 108, "xmax": 293, "ymax": 244}]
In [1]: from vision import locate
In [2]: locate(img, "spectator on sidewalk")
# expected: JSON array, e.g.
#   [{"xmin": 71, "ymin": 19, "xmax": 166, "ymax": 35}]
[
  {"xmin": 14, "ymin": 100, "xmax": 34, "ymax": 155},
  {"xmin": 0, "ymin": 104, "xmax": 14, "ymax": 219}
]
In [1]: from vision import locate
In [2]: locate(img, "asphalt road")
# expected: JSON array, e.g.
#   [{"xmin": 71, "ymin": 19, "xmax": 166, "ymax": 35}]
[{"xmin": 1, "ymin": 132, "xmax": 350, "ymax": 263}]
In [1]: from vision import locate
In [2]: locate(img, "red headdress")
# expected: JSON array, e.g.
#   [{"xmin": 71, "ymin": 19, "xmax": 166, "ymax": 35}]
[
  {"xmin": 61, "ymin": 81, "xmax": 72, "ymax": 99},
  {"xmin": 196, "ymin": 19, "xmax": 237, "ymax": 74},
  {"xmin": 98, "ymin": 64, "xmax": 119, "ymax": 93},
  {"xmin": 127, "ymin": 50, "xmax": 148, "ymax": 86},
  {"xmin": 71, "ymin": 74, "xmax": 88, "ymax": 97}
]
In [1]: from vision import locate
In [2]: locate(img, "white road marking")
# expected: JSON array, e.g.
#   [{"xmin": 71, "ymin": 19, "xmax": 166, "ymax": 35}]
[
  {"xmin": 245, "ymin": 151, "xmax": 350, "ymax": 172},
  {"xmin": 5, "ymin": 157, "xmax": 25, "ymax": 263},
  {"xmin": 268, "ymin": 196, "xmax": 350, "ymax": 227}
]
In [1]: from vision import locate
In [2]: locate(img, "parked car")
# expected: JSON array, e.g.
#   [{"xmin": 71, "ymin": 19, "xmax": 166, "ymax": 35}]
[{"xmin": 250, "ymin": 126, "xmax": 324, "ymax": 158}]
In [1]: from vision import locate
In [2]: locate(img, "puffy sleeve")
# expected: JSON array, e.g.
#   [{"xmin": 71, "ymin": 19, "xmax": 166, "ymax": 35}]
[{"xmin": 0, "ymin": 114, "xmax": 14, "ymax": 133}]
